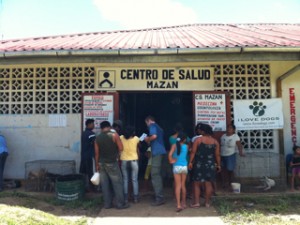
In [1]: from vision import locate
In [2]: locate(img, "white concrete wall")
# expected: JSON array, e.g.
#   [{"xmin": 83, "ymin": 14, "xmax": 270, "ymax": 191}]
[
  {"xmin": 235, "ymin": 152, "xmax": 280, "ymax": 177},
  {"xmin": 0, "ymin": 114, "xmax": 81, "ymax": 179}
]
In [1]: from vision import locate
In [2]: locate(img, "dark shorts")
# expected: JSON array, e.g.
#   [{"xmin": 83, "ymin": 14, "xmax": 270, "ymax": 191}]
[
  {"xmin": 221, "ymin": 153, "xmax": 237, "ymax": 171},
  {"xmin": 292, "ymin": 167, "xmax": 300, "ymax": 175}
]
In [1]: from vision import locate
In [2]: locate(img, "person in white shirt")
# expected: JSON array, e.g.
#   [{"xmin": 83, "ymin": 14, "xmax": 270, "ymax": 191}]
[{"xmin": 220, "ymin": 124, "xmax": 245, "ymax": 190}]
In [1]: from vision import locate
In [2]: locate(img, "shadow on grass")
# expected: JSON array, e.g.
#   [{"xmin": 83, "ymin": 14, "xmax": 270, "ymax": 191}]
[{"xmin": 0, "ymin": 190, "xmax": 103, "ymax": 218}]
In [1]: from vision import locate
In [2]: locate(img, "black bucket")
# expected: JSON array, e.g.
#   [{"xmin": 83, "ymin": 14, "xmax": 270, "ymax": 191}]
[{"xmin": 55, "ymin": 174, "xmax": 85, "ymax": 201}]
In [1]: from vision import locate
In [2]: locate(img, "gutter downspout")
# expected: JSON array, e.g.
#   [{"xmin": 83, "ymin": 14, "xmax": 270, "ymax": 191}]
[{"xmin": 276, "ymin": 64, "xmax": 300, "ymax": 98}]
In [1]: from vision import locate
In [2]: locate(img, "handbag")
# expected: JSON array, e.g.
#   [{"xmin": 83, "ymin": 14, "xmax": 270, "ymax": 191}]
[{"xmin": 90, "ymin": 172, "xmax": 100, "ymax": 185}]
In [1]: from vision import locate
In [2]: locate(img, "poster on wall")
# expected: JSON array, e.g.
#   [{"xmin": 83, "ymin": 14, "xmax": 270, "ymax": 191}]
[
  {"xmin": 233, "ymin": 98, "xmax": 284, "ymax": 130},
  {"xmin": 194, "ymin": 93, "xmax": 227, "ymax": 131},
  {"xmin": 82, "ymin": 94, "xmax": 114, "ymax": 133},
  {"xmin": 48, "ymin": 114, "xmax": 67, "ymax": 127}
]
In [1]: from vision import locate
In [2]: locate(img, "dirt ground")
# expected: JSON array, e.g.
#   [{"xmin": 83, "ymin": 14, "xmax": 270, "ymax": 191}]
[{"xmin": 0, "ymin": 185, "xmax": 222, "ymax": 221}]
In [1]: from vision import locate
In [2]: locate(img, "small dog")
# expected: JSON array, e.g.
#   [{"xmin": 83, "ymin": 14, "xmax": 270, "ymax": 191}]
[{"xmin": 256, "ymin": 176, "xmax": 275, "ymax": 191}]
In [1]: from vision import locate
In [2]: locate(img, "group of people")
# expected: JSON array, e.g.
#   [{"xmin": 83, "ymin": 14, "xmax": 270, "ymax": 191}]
[
  {"xmin": 80, "ymin": 116, "xmax": 168, "ymax": 209},
  {"xmin": 168, "ymin": 122, "xmax": 245, "ymax": 211},
  {"xmin": 80, "ymin": 115, "xmax": 247, "ymax": 211}
]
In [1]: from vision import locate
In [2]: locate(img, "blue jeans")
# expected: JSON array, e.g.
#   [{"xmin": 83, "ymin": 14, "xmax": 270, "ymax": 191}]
[
  {"xmin": 221, "ymin": 153, "xmax": 237, "ymax": 171},
  {"xmin": 121, "ymin": 160, "xmax": 139, "ymax": 197},
  {"xmin": 151, "ymin": 154, "xmax": 164, "ymax": 201},
  {"xmin": 0, "ymin": 152, "xmax": 8, "ymax": 190},
  {"xmin": 100, "ymin": 162, "xmax": 125, "ymax": 208}
]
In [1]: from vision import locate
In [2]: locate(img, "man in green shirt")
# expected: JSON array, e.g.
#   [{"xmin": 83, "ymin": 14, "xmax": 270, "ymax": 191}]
[{"xmin": 94, "ymin": 121, "xmax": 129, "ymax": 209}]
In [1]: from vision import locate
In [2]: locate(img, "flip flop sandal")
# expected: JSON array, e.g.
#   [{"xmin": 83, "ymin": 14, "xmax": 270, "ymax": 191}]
[
  {"xmin": 190, "ymin": 203, "xmax": 200, "ymax": 208},
  {"xmin": 176, "ymin": 207, "xmax": 183, "ymax": 212}
]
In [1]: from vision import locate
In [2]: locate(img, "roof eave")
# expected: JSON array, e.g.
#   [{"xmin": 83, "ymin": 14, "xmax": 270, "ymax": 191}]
[
  {"xmin": 1, "ymin": 47, "xmax": 300, "ymax": 58},
  {"xmin": 242, "ymin": 47, "xmax": 300, "ymax": 53}
]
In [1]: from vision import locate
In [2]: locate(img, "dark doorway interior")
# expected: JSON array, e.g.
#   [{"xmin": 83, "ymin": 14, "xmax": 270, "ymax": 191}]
[{"xmin": 119, "ymin": 92, "xmax": 194, "ymax": 148}]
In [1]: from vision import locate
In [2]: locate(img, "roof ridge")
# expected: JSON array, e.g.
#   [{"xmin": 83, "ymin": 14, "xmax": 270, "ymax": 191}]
[
  {"xmin": 2, "ymin": 23, "xmax": 300, "ymax": 42},
  {"xmin": 1, "ymin": 23, "xmax": 300, "ymax": 53}
]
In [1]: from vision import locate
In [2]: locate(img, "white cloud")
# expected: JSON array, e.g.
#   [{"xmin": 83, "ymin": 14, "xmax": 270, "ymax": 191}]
[
  {"xmin": 253, "ymin": 1, "xmax": 300, "ymax": 23},
  {"xmin": 93, "ymin": 0, "xmax": 198, "ymax": 29}
]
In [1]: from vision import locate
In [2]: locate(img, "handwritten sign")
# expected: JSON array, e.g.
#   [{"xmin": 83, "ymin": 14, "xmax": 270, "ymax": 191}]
[
  {"xmin": 82, "ymin": 94, "xmax": 114, "ymax": 132},
  {"xmin": 195, "ymin": 93, "xmax": 226, "ymax": 131}
]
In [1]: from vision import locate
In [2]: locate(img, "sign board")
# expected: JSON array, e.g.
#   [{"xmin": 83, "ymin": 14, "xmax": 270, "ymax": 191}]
[
  {"xmin": 289, "ymin": 88, "xmax": 297, "ymax": 145},
  {"xmin": 95, "ymin": 67, "xmax": 214, "ymax": 91},
  {"xmin": 194, "ymin": 93, "xmax": 227, "ymax": 131},
  {"xmin": 82, "ymin": 93, "xmax": 118, "ymax": 133},
  {"xmin": 233, "ymin": 98, "xmax": 284, "ymax": 130}
]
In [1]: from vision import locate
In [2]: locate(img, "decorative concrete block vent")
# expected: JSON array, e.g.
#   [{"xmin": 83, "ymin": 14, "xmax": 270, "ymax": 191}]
[{"xmin": 25, "ymin": 160, "xmax": 76, "ymax": 192}]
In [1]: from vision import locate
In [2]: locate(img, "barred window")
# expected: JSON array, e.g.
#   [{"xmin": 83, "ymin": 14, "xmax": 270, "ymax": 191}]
[
  {"xmin": 0, "ymin": 66, "xmax": 95, "ymax": 114},
  {"xmin": 213, "ymin": 63, "xmax": 273, "ymax": 151}
]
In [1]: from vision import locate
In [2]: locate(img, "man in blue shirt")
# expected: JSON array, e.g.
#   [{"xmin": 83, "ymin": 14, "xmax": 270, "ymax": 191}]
[
  {"xmin": 0, "ymin": 134, "xmax": 8, "ymax": 192},
  {"xmin": 80, "ymin": 119, "xmax": 96, "ymax": 191},
  {"xmin": 144, "ymin": 116, "xmax": 166, "ymax": 206}
]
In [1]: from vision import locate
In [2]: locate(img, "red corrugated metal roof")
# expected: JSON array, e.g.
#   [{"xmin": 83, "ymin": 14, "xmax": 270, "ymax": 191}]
[{"xmin": 1, "ymin": 24, "xmax": 300, "ymax": 53}]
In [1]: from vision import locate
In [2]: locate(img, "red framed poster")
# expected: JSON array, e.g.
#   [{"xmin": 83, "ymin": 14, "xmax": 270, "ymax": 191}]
[
  {"xmin": 81, "ymin": 92, "xmax": 119, "ymax": 133},
  {"xmin": 193, "ymin": 91, "xmax": 231, "ymax": 132}
]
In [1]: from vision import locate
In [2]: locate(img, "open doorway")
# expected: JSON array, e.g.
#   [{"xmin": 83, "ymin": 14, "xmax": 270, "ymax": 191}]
[{"xmin": 119, "ymin": 92, "xmax": 194, "ymax": 143}]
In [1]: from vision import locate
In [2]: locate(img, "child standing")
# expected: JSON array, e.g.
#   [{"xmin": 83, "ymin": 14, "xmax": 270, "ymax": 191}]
[
  {"xmin": 290, "ymin": 145, "xmax": 300, "ymax": 191},
  {"xmin": 168, "ymin": 132, "xmax": 189, "ymax": 212}
]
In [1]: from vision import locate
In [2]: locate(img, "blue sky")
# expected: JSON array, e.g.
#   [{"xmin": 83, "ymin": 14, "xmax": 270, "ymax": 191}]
[{"xmin": 0, "ymin": 0, "xmax": 299, "ymax": 40}]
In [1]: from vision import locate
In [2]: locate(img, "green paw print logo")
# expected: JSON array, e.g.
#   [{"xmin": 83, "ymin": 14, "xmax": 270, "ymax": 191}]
[{"xmin": 249, "ymin": 101, "xmax": 266, "ymax": 116}]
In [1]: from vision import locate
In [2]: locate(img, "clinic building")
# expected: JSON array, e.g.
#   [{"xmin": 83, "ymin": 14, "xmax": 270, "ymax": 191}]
[{"xmin": 0, "ymin": 24, "xmax": 299, "ymax": 182}]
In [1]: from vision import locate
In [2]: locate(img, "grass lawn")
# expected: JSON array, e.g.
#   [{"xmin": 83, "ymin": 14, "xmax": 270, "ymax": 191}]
[
  {"xmin": 213, "ymin": 193, "xmax": 300, "ymax": 225},
  {"xmin": 0, "ymin": 191, "xmax": 102, "ymax": 225}
]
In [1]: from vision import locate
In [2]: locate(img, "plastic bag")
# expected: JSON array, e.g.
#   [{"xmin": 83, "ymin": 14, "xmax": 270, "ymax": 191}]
[{"xmin": 90, "ymin": 172, "xmax": 100, "ymax": 185}]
